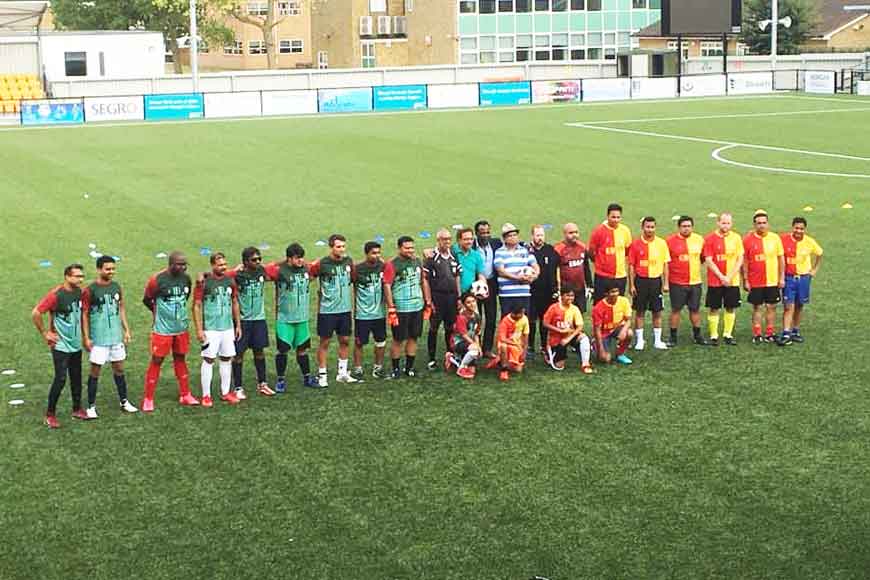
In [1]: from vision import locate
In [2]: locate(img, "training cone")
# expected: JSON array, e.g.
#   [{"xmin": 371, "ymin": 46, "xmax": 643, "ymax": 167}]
[{"xmin": 841, "ymin": 202, "xmax": 853, "ymax": 209}]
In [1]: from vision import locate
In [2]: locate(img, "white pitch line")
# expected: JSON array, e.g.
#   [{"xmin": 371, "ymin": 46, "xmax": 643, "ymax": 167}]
[
  {"xmin": 711, "ymin": 144, "xmax": 870, "ymax": 179},
  {"xmin": 570, "ymin": 106, "xmax": 870, "ymax": 126}
]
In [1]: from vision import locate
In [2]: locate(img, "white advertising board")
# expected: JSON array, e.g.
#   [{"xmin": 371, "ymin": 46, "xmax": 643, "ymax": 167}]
[
  {"xmin": 858, "ymin": 81, "xmax": 870, "ymax": 96},
  {"xmin": 727, "ymin": 72, "xmax": 773, "ymax": 95},
  {"xmin": 427, "ymin": 83, "xmax": 480, "ymax": 109},
  {"xmin": 83, "ymin": 96, "xmax": 144, "ymax": 122},
  {"xmin": 261, "ymin": 90, "xmax": 318, "ymax": 116},
  {"xmin": 631, "ymin": 77, "xmax": 677, "ymax": 99},
  {"xmin": 582, "ymin": 78, "xmax": 631, "ymax": 102},
  {"xmin": 679, "ymin": 74, "xmax": 727, "ymax": 97},
  {"xmin": 804, "ymin": 70, "xmax": 835, "ymax": 95},
  {"xmin": 204, "ymin": 92, "xmax": 262, "ymax": 118}
]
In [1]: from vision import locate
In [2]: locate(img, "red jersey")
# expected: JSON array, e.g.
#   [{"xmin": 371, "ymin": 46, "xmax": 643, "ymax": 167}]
[
  {"xmin": 542, "ymin": 302, "xmax": 584, "ymax": 348},
  {"xmin": 702, "ymin": 231, "xmax": 743, "ymax": 288},
  {"xmin": 592, "ymin": 296, "xmax": 632, "ymax": 333},
  {"xmin": 666, "ymin": 233, "xmax": 705, "ymax": 286},
  {"xmin": 628, "ymin": 236, "xmax": 670, "ymax": 279},
  {"xmin": 588, "ymin": 222, "xmax": 632, "ymax": 279},
  {"xmin": 743, "ymin": 232, "xmax": 784, "ymax": 288},
  {"xmin": 553, "ymin": 241, "xmax": 589, "ymax": 290}
]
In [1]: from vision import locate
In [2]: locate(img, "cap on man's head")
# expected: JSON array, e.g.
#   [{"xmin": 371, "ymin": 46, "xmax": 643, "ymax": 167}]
[{"xmin": 501, "ymin": 223, "xmax": 519, "ymax": 237}]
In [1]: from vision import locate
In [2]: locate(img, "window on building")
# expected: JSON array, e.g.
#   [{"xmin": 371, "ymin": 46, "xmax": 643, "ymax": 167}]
[
  {"xmin": 552, "ymin": 48, "xmax": 567, "ymax": 59},
  {"xmin": 460, "ymin": 37, "xmax": 478, "ymax": 50},
  {"xmin": 317, "ymin": 50, "xmax": 328, "ymax": 68},
  {"xmin": 65, "ymin": 51, "xmax": 86, "ymax": 76},
  {"xmin": 197, "ymin": 41, "xmax": 209, "ymax": 53},
  {"xmin": 552, "ymin": 0, "xmax": 568, "ymax": 10},
  {"xmin": 480, "ymin": 0, "xmax": 496, "ymax": 13},
  {"xmin": 551, "ymin": 33, "xmax": 568, "ymax": 46},
  {"xmin": 279, "ymin": 39, "xmax": 304, "ymax": 54},
  {"xmin": 700, "ymin": 41, "xmax": 724, "ymax": 56},
  {"xmin": 499, "ymin": 0, "xmax": 514, "ymax": 11},
  {"xmin": 570, "ymin": 48, "xmax": 586, "ymax": 59},
  {"xmin": 570, "ymin": 33, "xmax": 585, "ymax": 46},
  {"xmin": 479, "ymin": 35, "xmax": 497, "ymax": 50},
  {"xmin": 571, "ymin": 0, "xmax": 584, "ymax": 8},
  {"xmin": 736, "ymin": 42, "xmax": 748, "ymax": 56},
  {"xmin": 499, "ymin": 51, "xmax": 514, "ymax": 62},
  {"xmin": 499, "ymin": 36, "xmax": 515, "ymax": 49},
  {"xmin": 604, "ymin": 48, "xmax": 616, "ymax": 59},
  {"xmin": 459, "ymin": 0, "xmax": 477, "ymax": 13},
  {"xmin": 535, "ymin": 49, "xmax": 550, "ymax": 60},
  {"xmin": 667, "ymin": 40, "xmax": 689, "ymax": 59},
  {"xmin": 516, "ymin": 49, "xmax": 530, "ymax": 60},
  {"xmin": 604, "ymin": 32, "xmax": 616, "ymax": 45},
  {"xmin": 361, "ymin": 41, "xmax": 376, "ymax": 67},
  {"xmin": 618, "ymin": 32, "xmax": 630, "ymax": 46},
  {"xmin": 535, "ymin": 0, "xmax": 549, "ymax": 10},
  {"xmin": 249, "ymin": 40, "xmax": 266, "ymax": 54},
  {"xmin": 405, "ymin": 0, "xmax": 414, "ymax": 11},
  {"xmin": 517, "ymin": 34, "xmax": 532, "ymax": 47},
  {"xmin": 278, "ymin": 1, "xmax": 302, "ymax": 15},
  {"xmin": 480, "ymin": 51, "xmax": 497, "ymax": 62},
  {"xmin": 535, "ymin": 34, "xmax": 549, "ymax": 47},
  {"xmin": 587, "ymin": 47, "xmax": 602, "ymax": 59},
  {"xmin": 587, "ymin": 0, "xmax": 601, "ymax": 9},
  {"xmin": 515, "ymin": 0, "xmax": 531, "ymax": 11},
  {"xmin": 246, "ymin": 1, "xmax": 268, "ymax": 16},
  {"xmin": 632, "ymin": 0, "xmax": 646, "ymax": 7},
  {"xmin": 369, "ymin": 0, "xmax": 387, "ymax": 12},
  {"xmin": 461, "ymin": 52, "xmax": 479, "ymax": 64},
  {"xmin": 587, "ymin": 32, "xmax": 602, "ymax": 45},
  {"xmin": 223, "ymin": 41, "xmax": 243, "ymax": 55}
]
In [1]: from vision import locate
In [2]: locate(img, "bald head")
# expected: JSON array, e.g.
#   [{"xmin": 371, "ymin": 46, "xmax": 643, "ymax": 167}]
[
  {"xmin": 717, "ymin": 213, "xmax": 733, "ymax": 234},
  {"xmin": 563, "ymin": 222, "xmax": 580, "ymax": 244},
  {"xmin": 168, "ymin": 251, "xmax": 188, "ymax": 275}
]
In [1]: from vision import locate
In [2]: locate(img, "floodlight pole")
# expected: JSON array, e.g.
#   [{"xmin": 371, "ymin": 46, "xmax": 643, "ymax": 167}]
[
  {"xmin": 190, "ymin": 0, "xmax": 199, "ymax": 93},
  {"xmin": 770, "ymin": 0, "xmax": 778, "ymax": 73}
]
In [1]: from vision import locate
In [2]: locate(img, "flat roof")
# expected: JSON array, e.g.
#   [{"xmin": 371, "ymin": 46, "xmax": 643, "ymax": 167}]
[{"xmin": 0, "ymin": 1, "xmax": 49, "ymax": 32}]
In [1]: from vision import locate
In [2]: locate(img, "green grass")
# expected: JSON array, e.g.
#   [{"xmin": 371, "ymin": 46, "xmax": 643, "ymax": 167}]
[{"xmin": 1, "ymin": 94, "xmax": 869, "ymax": 580}]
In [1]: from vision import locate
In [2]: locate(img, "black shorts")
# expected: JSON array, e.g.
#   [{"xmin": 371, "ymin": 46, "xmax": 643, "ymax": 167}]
[
  {"xmin": 317, "ymin": 312, "xmax": 352, "ymax": 338},
  {"xmin": 392, "ymin": 310, "xmax": 424, "ymax": 341},
  {"xmin": 633, "ymin": 277, "xmax": 663, "ymax": 313},
  {"xmin": 355, "ymin": 318, "xmax": 387, "ymax": 345},
  {"xmin": 705, "ymin": 286, "xmax": 742, "ymax": 309},
  {"xmin": 593, "ymin": 276, "xmax": 627, "ymax": 303},
  {"xmin": 670, "ymin": 284, "xmax": 702, "ymax": 312},
  {"xmin": 748, "ymin": 286, "xmax": 782, "ymax": 306},
  {"xmin": 431, "ymin": 292, "xmax": 458, "ymax": 328},
  {"xmin": 499, "ymin": 295, "xmax": 530, "ymax": 318},
  {"xmin": 235, "ymin": 319, "xmax": 269, "ymax": 352}
]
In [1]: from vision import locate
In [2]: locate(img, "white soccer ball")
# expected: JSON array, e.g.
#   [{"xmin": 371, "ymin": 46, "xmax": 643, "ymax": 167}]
[{"xmin": 471, "ymin": 280, "xmax": 489, "ymax": 300}]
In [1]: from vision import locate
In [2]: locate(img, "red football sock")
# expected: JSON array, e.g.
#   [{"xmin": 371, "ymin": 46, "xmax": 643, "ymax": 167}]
[
  {"xmin": 616, "ymin": 339, "xmax": 629, "ymax": 355},
  {"xmin": 752, "ymin": 324, "xmax": 762, "ymax": 337},
  {"xmin": 144, "ymin": 361, "xmax": 161, "ymax": 400},
  {"xmin": 766, "ymin": 325, "xmax": 775, "ymax": 336},
  {"xmin": 173, "ymin": 358, "xmax": 190, "ymax": 397}
]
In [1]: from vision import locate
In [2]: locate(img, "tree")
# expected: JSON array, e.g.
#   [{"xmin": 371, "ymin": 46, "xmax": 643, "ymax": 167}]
[
  {"xmin": 215, "ymin": 1, "xmax": 288, "ymax": 69},
  {"xmin": 51, "ymin": 0, "xmax": 232, "ymax": 73},
  {"xmin": 740, "ymin": 0, "xmax": 820, "ymax": 55}
]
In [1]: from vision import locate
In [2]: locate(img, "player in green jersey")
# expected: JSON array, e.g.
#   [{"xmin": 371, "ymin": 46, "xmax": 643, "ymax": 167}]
[
  {"xmin": 141, "ymin": 251, "xmax": 199, "ymax": 412},
  {"xmin": 310, "ymin": 234, "xmax": 357, "ymax": 387},
  {"xmin": 353, "ymin": 241, "xmax": 387, "ymax": 380},
  {"xmin": 81, "ymin": 255, "xmax": 137, "ymax": 418},
  {"xmin": 265, "ymin": 243, "xmax": 318, "ymax": 389},
  {"xmin": 32, "ymin": 263, "xmax": 87, "ymax": 428},
  {"xmin": 194, "ymin": 253, "xmax": 242, "ymax": 407},
  {"xmin": 384, "ymin": 236, "xmax": 432, "ymax": 379}
]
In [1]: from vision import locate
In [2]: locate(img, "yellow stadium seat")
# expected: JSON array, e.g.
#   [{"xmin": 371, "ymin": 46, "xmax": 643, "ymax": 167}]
[
  {"xmin": 3, "ymin": 102, "xmax": 15, "ymax": 114},
  {"xmin": 9, "ymin": 90, "xmax": 21, "ymax": 100},
  {"xmin": 26, "ymin": 74, "xmax": 37, "ymax": 83},
  {"xmin": 0, "ymin": 92, "xmax": 10, "ymax": 102}
]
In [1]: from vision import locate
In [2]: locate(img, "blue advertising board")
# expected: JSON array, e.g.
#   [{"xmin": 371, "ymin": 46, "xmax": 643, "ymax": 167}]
[
  {"xmin": 20, "ymin": 100, "xmax": 84, "ymax": 125},
  {"xmin": 373, "ymin": 85, "xmax": 427, "ymax": 111},
  {"xmin": 317, "ymin": 88, "xmax": 373, "ymax": 113},
  {"xmin": 479, "ymin": 82, "xmax": 531, "ymax": 107},
  {"xmin": 144, "ymin": 93, "xmax": 204, "ymax": 121}
]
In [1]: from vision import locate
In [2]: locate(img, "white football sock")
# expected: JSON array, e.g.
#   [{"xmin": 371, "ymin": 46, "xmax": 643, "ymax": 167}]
[
  {"xmin": 200, "ymin": 361, "xmax": 213, "ymax": 398},
  {"xmin": 219, "ymin": 360, "xmax": 232, "ymax": 396},
  {"xmin": 579, "ymin": 335, "xmax": 591, "ymax": 366},
  {"xmin": 338, "ymin": 359, "xmax": 348, "ymax": 375}
]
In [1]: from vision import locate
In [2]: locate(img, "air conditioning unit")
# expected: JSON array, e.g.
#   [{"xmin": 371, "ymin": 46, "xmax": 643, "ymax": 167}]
[
  {"xmin": 377, "ymin": 15, "xmax": 391, "ymax": 35},
  {"xmin": 359, "ymin": 16, "xmax": 373, "ymax": 36},
  {"xmin": 392, "ymin": 16, "xmax": 407, "ymax": 35}
]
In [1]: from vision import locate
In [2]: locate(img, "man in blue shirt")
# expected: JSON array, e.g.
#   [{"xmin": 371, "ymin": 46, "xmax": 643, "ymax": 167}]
[{"xmin": 494, "ymin": 223, "xmax": 540, "ymax": 319}]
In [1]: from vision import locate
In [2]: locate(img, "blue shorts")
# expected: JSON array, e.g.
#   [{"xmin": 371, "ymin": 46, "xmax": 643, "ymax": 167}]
[{"xmin": 783, "ymin": 274, "xmax": 811, "ymax": 305}]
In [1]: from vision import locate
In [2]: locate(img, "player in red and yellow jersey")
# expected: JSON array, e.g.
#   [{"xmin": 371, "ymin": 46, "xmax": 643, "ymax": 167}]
[
  {"xmin": 542, "ymin": 287, "xmax": 593, "ymax": 374},
  {"xmin": 592, "ymin": 286, "xmax": 633, "ymax": 365},
  {"xmin": 588, "ymin": 203, "xmax": 632, "ymax": 303},
  {"xmin": 628, "ymin": 216, "xmax": 671, "ymax": 351},
  {"xmin": 666, "ymin": 216, "xmax": 706, "ymax": 346},
  {"xmin": 491, "ymin": 304, "xmax": 529, "ymax": 382},
  {"xmin": 702, "ymin": 213, "xmax": 744, "ymax": 346},
  {"xmin": 742, "ymin": 210, "xmax": 785, "ymax": 344},
  {"xmin": 780, "ymin": 217, "xmax": 823, "ymax": 344}
]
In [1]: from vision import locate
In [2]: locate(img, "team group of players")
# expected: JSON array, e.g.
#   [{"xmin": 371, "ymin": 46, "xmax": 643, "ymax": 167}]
[{"xmin": 31, "ymin": 203, "xmax": 824, "ymax": 428}]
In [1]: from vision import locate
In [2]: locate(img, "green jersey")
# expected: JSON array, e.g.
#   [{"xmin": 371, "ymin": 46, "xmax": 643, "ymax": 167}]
[
  {"xmin": 354, "ymin": 260, "xmax": 385, "ymax": 321},
  {"xmin": 231, "ymin": 266, "xmax": 267, "ymax": 321},
  {"xmin": 145, "ymin": 270, "xmax": 192, "ymax": 336},
  {"xmin": 36, "ymin": 285, "xmax": 82, "ymax": 353},
  {"xmin": 196, "ymin": 275, "xmax": 236, "ymax": 331},
  {"xmin": 83, "ymin": 281, "xmax": 123, "ymax": 346},
  {"xmin": 385, "ymin": 256, "xmax": 424, "ymax": 313},
  {"xmin": 271, "ymin": 262, "xmax": 311, "ymax": 324},
  {"xmin": 311, "ymin": 256, "xmax": 354, "ymax": 315}
]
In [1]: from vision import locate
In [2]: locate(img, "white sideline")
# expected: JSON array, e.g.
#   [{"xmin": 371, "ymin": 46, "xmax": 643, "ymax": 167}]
[{"xmin": 568, "ymin": 106, "xmax": 870, "ymax": 179}]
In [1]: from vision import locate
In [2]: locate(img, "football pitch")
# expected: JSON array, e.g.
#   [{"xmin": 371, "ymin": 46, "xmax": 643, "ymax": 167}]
[{"xmin": 1, "ymin": 93, "xmax": 869, "ymax": 579}]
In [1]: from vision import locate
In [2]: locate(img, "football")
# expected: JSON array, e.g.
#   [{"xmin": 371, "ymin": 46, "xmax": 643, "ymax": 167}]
[{"xmin": 471, "ymin": 279, "xmax": 489, "ymax": 300}]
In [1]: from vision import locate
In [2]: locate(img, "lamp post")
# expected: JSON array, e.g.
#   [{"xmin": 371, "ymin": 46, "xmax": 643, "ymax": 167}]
[{"xmin": 758, "ymin": 0, "xmax": 792, "ymax": 71}]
